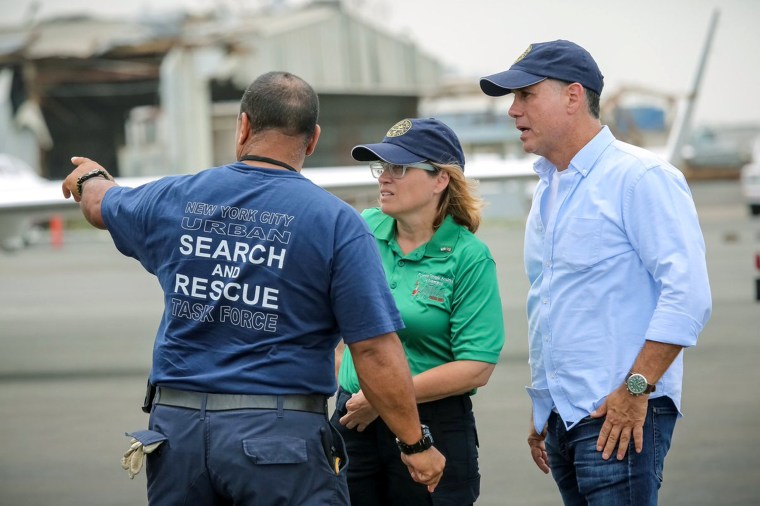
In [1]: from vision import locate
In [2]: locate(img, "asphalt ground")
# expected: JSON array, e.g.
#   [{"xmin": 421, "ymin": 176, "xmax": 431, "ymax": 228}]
[{"xmin": 0, "ymin": 179, "xmax": 758, "ymax": 505}]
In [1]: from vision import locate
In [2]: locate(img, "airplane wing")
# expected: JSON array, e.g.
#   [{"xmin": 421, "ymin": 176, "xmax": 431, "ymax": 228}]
[
  {"xmin": 0, "ymin": 156, "xmax": 538, "ymax": 250},
  {"xmin": 302, "ymin": 156, "xmax": 539, "ymax": 210},
  {"xmin": 0, "ymin": 154, "xmax": 161, "ymax": 250},
  {"xmin": 0, "ymin": 155, "xmax": 73, "ymax": 250}
]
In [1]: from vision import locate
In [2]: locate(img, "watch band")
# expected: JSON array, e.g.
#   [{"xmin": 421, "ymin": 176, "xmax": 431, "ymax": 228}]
[
  {"xmin": 76, "ymin": 169, "xmax": 112, "ymax": 197},
  {"xmin": 395, "ymin": 424, "xmax": 434, "ymax": 455}
]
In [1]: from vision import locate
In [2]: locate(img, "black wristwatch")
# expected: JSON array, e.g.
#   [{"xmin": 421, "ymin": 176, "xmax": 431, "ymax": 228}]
[
  {"xmin": 625, "ymin": 372, "xmax": 656, "ymax": 396},
  {"xmin": 396, "ymin": 424, "xmax": 434, "ymax": 455},
  {"xmin": 76, "ymin": 169, "xmax": 112, "ymax": 197}
]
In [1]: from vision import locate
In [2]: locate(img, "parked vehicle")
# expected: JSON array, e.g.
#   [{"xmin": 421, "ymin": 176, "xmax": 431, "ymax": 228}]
[
  {"xmin": 741, "ymin": 138, "xmax": 760, "ymax": 216},
  {"xmin": 742, "ymin": 162, "xmax": 760, "ymax": 216}
]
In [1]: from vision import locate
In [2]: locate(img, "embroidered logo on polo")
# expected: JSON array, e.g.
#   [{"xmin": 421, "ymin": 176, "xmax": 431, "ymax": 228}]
[
  {"xmin": 411, "ymin": 272, "xmax": 452, "ymax": 303},
  {"xmin": 514, "ymin": 44, "xmax": 532, "ymax": 64},
  {"xmin": 386, "ymin": 119, "xmax": 413, "ymax": 138}
]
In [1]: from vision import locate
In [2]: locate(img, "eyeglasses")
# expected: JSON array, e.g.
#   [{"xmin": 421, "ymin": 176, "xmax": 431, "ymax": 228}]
[{"xmin": 369, "ymin": 161, "xmax": 437, "ymax": 179}]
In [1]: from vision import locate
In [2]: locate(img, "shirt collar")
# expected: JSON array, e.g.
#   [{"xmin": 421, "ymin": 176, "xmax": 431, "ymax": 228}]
[
  {"xmin": 374, "ymin": 213, "xmax": 460, "ymax": 258},
  {"xmin": 533, "ymin": 125, "xmax": 616, "ymax": 181},
  {"xmin": 569, "ymin": 125, "xmax": 615, "ymax": 178},
  {"xmin": 424, "ymin": 215, "xmax": 460, "ymax": 257}
]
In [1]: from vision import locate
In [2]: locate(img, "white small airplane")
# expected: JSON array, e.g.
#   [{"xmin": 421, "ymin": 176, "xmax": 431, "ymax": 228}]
[
  {"xmin": 0, "ymin": 9, "xmax": 718, "ymax": 252},
  {"xmin": 0, "ymin": 154, "xmax": 78, "ymax": 251},
  {"xmin": 0, "ymin": 153, "xmax": 538, "ymax": 251}
]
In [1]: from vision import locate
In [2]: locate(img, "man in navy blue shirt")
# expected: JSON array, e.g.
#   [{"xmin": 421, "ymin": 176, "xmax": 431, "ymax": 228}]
[
  {"xmin": 481, "ymin": 41, "xmax": 711, "ymax": 505},
  {"xmin": 63, "ymin": 71, "xmax": 445, "ymax": 505}
]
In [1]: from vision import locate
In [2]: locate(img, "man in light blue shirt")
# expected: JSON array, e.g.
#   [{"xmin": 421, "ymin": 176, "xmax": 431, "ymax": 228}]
[{"xmin": 480, "ymin": 40, "xmax": 711, "ymax": 505}]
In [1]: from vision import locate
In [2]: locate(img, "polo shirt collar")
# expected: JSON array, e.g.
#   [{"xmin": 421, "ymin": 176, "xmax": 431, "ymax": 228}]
[
  {"xmin": 374, "ymin": 213, "xmax": 460, "ymax": 258},
  {"xmin": 424, "ymin": 215, "xmax": 460, "ymax": 257}
]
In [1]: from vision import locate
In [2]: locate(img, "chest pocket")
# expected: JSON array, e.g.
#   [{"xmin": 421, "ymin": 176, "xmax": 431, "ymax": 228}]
[{"xmin": 555, "ymin": 217, "xmax": 602, "ymax": 271}]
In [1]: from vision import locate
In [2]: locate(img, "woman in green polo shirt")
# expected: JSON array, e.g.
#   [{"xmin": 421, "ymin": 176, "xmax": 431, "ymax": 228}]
[{"xmin": 331, "ymin": 118, "xmax": 505, "ymax": 506}]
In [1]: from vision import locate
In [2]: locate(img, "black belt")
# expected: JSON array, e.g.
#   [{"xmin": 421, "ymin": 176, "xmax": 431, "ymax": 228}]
[{"xmin": 154, "ymin": 387, "xmax": 327, "ymax": 414}]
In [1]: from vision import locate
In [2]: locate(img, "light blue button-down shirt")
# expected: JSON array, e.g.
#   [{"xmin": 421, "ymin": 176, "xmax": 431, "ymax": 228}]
[{"xmin": 525, "ymin": 126, "xmax": 712, "ymax": 434}]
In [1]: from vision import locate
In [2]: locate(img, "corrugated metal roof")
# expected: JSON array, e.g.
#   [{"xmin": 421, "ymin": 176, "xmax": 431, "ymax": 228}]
[{"xmin": 185, "ymin": 4, "xmax": 443, "ymax": 95}]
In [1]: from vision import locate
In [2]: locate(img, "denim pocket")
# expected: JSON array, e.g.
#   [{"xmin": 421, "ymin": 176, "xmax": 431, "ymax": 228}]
[
  {"xmin": 243, "ymin": 436, "xmax": 308, "ymax": 465},
  {"xmin": 651, "ymin": 399, "xmax": 678, "ymax": 482}
]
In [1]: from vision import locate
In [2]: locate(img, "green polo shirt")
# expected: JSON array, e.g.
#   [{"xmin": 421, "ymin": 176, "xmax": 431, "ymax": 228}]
[{"xmin": 338, "ymin": 208, "xmax": 505, "ymax": 394}]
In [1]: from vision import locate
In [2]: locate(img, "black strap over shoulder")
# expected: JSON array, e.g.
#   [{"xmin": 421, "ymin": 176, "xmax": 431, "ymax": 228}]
[{"xmin": 240, "ymin": 154, "xmax": 298, "ymax": 173}]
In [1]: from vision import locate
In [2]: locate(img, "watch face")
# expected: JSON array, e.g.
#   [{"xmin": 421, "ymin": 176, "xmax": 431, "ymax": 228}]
[{"xmin": 627, "ymin": 373, "xmax": 648, "ymax": 395}]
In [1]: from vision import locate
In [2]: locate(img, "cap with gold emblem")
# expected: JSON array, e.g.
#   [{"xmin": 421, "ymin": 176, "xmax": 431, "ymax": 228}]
[
  {"xmin": 479, "ymin": 39, "xmax": 604, "ymax": 97},
  {"xmin": 351, "ymin": 117, "xmax": 465, "ymax": 170}
]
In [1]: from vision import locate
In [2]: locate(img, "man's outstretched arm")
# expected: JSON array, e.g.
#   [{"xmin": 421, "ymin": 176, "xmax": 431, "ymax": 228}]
[{"xmin": 62, "ymin": 157, "xmax": 118, "ymax": 230}]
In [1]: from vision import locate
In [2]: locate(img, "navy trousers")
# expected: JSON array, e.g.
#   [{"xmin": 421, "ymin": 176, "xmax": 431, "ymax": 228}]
[
  {"xmin": 145, "ymin": 403, "xmax": 349, "ymax": 505},
  {"xmin": 331, "ymin": 387, "xmax": 480, "ymax": 506}
]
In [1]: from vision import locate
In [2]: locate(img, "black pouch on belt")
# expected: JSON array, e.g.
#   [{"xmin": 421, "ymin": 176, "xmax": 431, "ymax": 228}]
[{"xmin": 141, "ymin": 378, "xmax": 156, "ymax": 413}]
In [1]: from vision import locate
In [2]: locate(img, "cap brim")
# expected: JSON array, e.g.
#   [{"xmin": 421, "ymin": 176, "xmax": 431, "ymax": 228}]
[
  {"xmin": 479, "ymin": 69, "xmax": 547, "ymax": 96},
  {"xmin": 351, "ymin": 143, "xmax": 426, "ymax": 164}
]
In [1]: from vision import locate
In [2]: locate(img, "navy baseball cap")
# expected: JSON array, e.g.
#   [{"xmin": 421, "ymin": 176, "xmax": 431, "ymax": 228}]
[
  {"xmin": 480, "ymin": 40, "xmax": 604, "ymax": 96},
  {"xmin": 351, "ymin": 118, "xmax": 465, "ymax": 170}
]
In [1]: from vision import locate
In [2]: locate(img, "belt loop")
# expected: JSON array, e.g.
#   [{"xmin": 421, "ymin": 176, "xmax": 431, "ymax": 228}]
[
  {"xmin": 154, "ymin": 387, "xmax": 162, "ymax": 405},
  {"xmin": 200, "ymin": 393, "xmax": 208, "ymax": 420},
  {"xmin": 276, "ymin": 395, "xmax": 284, "ymax": 418}
]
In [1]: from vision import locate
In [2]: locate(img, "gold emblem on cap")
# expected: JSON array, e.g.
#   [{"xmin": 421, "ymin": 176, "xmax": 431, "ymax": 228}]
[
  {"xmin": 386, "ymin": 119, "xmax": 413, "ymax": 138},
  {"xmin": 514, "ymin": 44, "xmax": 532, "ymax": 64}
]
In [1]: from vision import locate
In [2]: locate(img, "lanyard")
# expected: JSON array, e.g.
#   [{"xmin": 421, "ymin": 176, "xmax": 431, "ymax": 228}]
[{"xmin": 239, "ymin": 155, "xmax": 298, "ymax": 173}]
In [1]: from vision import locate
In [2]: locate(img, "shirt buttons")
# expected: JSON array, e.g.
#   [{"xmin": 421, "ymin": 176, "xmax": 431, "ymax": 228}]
[
  {"xmin": 545, "ymin": 261, "xmax": 552, "ymax": 268},
  {"xmin": 390, "ymin": 282, "xmax": 397, "ymax": 289},
  {"xmin": 398, "ymin": 260, "xmax": 405, "ymax": 267},
  {"xmin": 542, "ymin": 299, "xmax": 549, "ymax": 305}
]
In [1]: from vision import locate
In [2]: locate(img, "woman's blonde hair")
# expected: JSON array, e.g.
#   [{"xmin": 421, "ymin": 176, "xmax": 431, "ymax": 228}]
[{"xmin": 431, "ymin": 163, "xmax": 484, "ymax": 233}]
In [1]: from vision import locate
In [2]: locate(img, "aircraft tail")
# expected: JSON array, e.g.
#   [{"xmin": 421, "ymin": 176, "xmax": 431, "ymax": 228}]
[{"xmin": 664, "ymin": 8, "xmax": 720, "ymax": 168}]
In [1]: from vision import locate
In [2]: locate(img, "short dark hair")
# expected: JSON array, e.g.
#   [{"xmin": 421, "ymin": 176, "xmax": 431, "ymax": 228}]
[
  {"xmin": 552, "ymin": 78, "xmax": 600, "ymax": 119},
  {"xmin": 585, "ymin": 88, "xmax": 600, "ymax": 119},
  {"xmin": 240, "ymin": 71, "xmax": 319, "ymax": 140}
]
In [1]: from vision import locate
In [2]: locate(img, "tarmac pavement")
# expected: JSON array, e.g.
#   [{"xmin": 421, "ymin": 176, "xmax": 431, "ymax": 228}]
[{"xmin": 0, "ymin": 179, "xmax": 758, "ymax": 505}]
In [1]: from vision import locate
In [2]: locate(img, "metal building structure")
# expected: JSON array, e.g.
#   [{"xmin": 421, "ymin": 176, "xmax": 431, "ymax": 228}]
[{"xmin": 0, "ymin": 0, "xmax": 443, "ymax": 178}]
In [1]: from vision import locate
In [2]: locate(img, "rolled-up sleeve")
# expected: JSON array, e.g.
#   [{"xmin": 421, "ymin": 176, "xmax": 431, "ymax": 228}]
[{"xmin": 624, "ymin": 166, "xmax": 712, "ymax": 347}]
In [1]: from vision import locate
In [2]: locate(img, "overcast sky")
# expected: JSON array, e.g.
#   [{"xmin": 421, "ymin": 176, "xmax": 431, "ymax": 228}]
[{"xmin": 2, "ymin": 0, "xmax": 758, "ymax": 127}]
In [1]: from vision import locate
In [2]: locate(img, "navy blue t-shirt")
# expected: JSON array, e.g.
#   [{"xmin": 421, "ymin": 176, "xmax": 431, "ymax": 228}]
[{"xmin": 101, "ymin": 163, "xmax": 403, "ymax": 395}]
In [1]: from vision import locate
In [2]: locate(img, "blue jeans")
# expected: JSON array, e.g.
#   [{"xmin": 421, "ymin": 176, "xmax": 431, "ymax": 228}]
[{"xmin": 545, "ymin": 396, "xmax": 678, "ymax": 506}]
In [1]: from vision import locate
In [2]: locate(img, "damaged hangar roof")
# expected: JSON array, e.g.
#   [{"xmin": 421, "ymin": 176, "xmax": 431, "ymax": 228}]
[
  {"xmin": 175, "ymin": 2, "xmax": 445, "ymax": 96},
  {"xmin": 0, "ymin": 15, "xmax": 179, "ymax": 60},
  {"xmin": 0, "ymin": 2, "xmax": 444, "ymax": 95}
]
